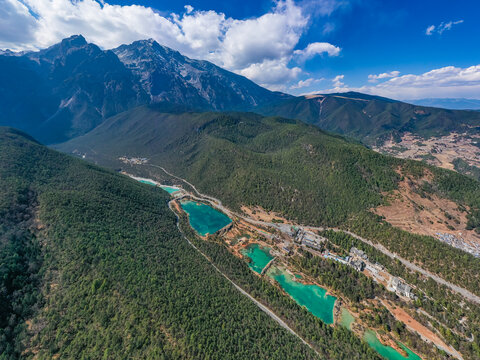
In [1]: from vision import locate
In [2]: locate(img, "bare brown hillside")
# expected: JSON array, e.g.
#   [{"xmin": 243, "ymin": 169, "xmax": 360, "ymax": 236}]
[{"xmin": 373, "ymin": 171, "xmax": 480, "ymax": 252}]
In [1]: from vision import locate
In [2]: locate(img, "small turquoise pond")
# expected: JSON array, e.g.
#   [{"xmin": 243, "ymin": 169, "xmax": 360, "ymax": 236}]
[
  {"xmin": 139, "ymin": 179, "xmax": 157, "ymax": 186},
  {"xmin": 364, "ymin": 330, "xmax": 421, "ymax": 360},
  {"xmin": 267, "ymin": 266, "xmax": 336, "ymax": 324},
  {"xmin": 240, "ymin": 243, "xmax": 274, "ymax": 274},
  {"xmin": 339, "ymin": 308, "xmax": 355, "ymax": 329},
  {"xmin": 180, "ymin": 200, "xmax": 232, "ymax": 236},
  {"xmin": 160, "ymin": 186, "xmax": 180, "ymax": 194},
  {"xmin": 136, "ymin": 179, "xmax": 179, "ymax": 194}
]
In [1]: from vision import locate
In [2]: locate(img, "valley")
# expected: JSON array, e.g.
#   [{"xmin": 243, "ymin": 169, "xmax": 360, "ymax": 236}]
[
  {"xmin": 57, "ymin": 107, "xmax": 480, "ymax": 359},
  {"xmin": 125, "ymin": 167, "xmax": 471, "ymax": 360},
  {"xmin": 1, "ymin": 128, "xmax": 327, "ymax": 359}
]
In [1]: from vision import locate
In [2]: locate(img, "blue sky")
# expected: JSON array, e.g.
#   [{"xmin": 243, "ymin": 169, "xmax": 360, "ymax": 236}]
[{"xmin": 1, "ymin": 0, "xmax": 479, "ymax": 99}]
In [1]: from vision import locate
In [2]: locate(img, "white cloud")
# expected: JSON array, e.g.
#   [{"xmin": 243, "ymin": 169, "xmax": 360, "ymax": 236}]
[
  {"xmin": 332, "ymin": 74, "xmax": 344, "ymax": 87},
  {"xmin": 425, "ymin": 25, "xmax": 435, "ymax": 36},
  {"xmin": 290, "ymin": 77, "xmax": 323, "ymax": 90},
  {"xmin": 240, "ymin": 58, "xmax": 302, "ymax": 90},
  {"xmin": 438, "ymin": 20, "xmax": 464, "ymax": 34},
  {"xmin": 299, "ymin": 0, "xmax": 349, "ymax": 17},
  {"xmin": 219, "ymin": 0, "xmax": 308, "ymax": 70},
  {"xmin": 0, "ymin": 0, "xmax": 342, "ymax": 89},
  {"xmin": 368, "ymin": 70, "xmax": 400, "ymax": 83},
  {"xmin": 315, "ymin": 65, "xmax": 480, "ymax": 99},
  {"xmin": 294, "ymin": 42, "xmax": 341, "ymax": 60},
  {"xmin": 172, "ymin": 9, "xmax": 227, "ymax": 53},
  {"xmin": 322, "ymin": 22, "xmax": 335, "ymax": 35},
  {"xmin": 425, "ymin": 20, "xmax": 464, "ymax": 36},
  {"xmin": 0, "ymin": 0, "xmax": 38, "ymax": 51}
]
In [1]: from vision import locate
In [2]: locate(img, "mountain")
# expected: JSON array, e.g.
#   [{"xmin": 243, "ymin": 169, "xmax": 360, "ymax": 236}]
[
  {"xmin": 257, "ymin": 92, "xmax": 480, "ymax": 146},
  {"xmin": 258, "ymin": 92, "xmax": 480, "ymax": 179},
  {"xmin": 0, "ymin": 36, "xmax": 289, "ymax": 144},
  {"xmin": 112, "ymin": 39, "xmax": 290, "ymax": 111},
  {"xmin": 0, "ymin": 35, "xmax": 146, "ymax": 144},
  {"xmin": 2, "ymin": 126, "xmax": 337, "ymax": 359},
  {"xmin": 406, "ymin": 98, "xmax": 480, "ymax": 110}
]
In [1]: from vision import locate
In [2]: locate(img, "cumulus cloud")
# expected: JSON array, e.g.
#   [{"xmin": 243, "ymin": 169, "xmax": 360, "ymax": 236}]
[
  {"xmin": 368, "ymin": 70, "xmax": 400, "ymax": 83},
  {"xmin": 290, "ymin": 77, "xmax": 323, "ymax": 90},
  {"xmin": 425, "ymin": 20, "xmax": 464, "ymax": 36},
  {"xmin": 294, "ymin": 42, "xmax": 341, "ymax": 60},
  {"xmin": 332, "ymin": 74, "xmax": 345, "ymax": 87},
  {"xmin": 0, "ymin": 0, "xmax": 38, "ymax": 50},
  {"xmin": 240, "ymin": 58, "xmax": 302, "ymax": 89},
  {"xmin": 316, "ymin": 65, "xmax": 480, "ymax": 99},
  {"xmin": 219, "ymin": 0, "xmax": 307, "ymax": 70},
  {"xmin": 0, "ymin": 0, "xmax": 342, "ymax": 89}
]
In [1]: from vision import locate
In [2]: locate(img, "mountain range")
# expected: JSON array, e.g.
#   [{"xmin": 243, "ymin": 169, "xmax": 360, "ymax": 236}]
[
  {"xmin": 257, "ymin": 92, "xmax": 480, "ymax": 146},
  {"xmin": 407, "ymin": 98, "xmax": 480, "ymax": 110},
  {"xmin": 0, "ymin": 35, "xmax": 288, "ymax": 144},
  {"xmin": 2, "ymin": 35, "xmax": 480, "ymax": 147}
]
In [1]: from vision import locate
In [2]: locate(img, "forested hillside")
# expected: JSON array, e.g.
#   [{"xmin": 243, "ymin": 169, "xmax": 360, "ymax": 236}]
[
  {"xmin": 58, "ymin": 107, "xmax": 480, "ymax": 299},
  {"xmin": 0, "ymin": 127, "xmax": 327, "ymax": 359}
]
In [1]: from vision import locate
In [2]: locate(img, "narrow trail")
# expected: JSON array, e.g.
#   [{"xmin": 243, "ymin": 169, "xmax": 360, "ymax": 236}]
[
  {"xmin": 167, "ymin": 201, "xmax": 321, "ymax": 358},
  {"xmin": 151, "ymin": 164, "xmax": 480, "ymax": 305}
]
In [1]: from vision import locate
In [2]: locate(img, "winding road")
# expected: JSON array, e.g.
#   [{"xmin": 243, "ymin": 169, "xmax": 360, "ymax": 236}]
[{"xmin": 151, "ymin": 164, "xmax": 480, "ymax": 305}]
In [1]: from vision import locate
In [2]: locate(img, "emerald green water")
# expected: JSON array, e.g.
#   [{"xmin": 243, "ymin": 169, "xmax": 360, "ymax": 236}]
[
  {"xmin": 267, "ymin": 266, "xmax": 336, "ymax": 324},
  {"xmin": 364, "ymin": 330, "xmax": 421, "ymax": 360},
  {"xmin": 160, "ymin": 185, "xmax": 180, "ymax": 194},
  {"xmin": 180, "ymin": 200, "xmax": 232, "ymax": 236},
  {"xmin": 240, "ymin": 244, "xmax": 274, "ymax": 274},
  {"xmin": 139, "ymin": 179, "xmax": 156, "ymax": 186},
  {"xmin": 339, "ymin": 308, "xmax": 355, "ymax": 329}
]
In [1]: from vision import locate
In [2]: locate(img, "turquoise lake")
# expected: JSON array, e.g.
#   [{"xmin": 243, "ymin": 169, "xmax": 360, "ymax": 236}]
[
  {"xmin": 137, "ymin": 179, "xmax": 179, "ymax": 194},
  {"xmin": 139, "ymin": 179, "xmax": 156, "ymax": 186},
  {"xmin": 267, "ymin": 266, "xmax": 336, "ymax": 324},
  {"xmin": 240, "ymin": 243, "xmax": 274, "ymax": 274},
  {"xmin": 138, "ymin": 176, "xmax": 420, "ymax": 359},
  {"xmin": 160, "ymin": 185, "xmax": 180, "ymax": 194},
  {"xmin": 364, "ymin": 330, "xmax": 421, "ymax": 360},
  {"xmin": 180, "ymin": 200, "xmax": 232, "ymax": 236}
]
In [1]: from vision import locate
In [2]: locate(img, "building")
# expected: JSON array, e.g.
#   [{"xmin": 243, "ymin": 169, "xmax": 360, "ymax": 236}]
[
  {"xmin": 282, "ymin": 245, "xmax": 292, "ymax": 255},
  {"xmin": 349, "ymin": 258, "xmax": 366, "ymax": 272},
  {"xmin": 323, "ymin": 252, "xmax": 348, "ymax": 265},
  {"xmin": 302, "ymin": 238, "xmax": 323, "ymax": 250},
  {"xmin": 390, "ymin": 277, "xmax": 415, "ymax": 299},
  {"xmin": 350, "ymin": 247, "xmax": 368, "ymax": 260}
]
